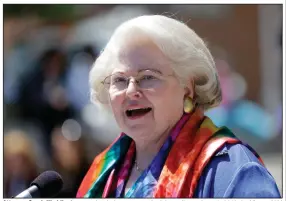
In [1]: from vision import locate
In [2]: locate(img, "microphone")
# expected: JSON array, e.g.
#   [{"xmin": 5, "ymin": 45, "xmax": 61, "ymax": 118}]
[{"xmin": 14, "ymin": 170, "xmax": 63, "ymax": 198}]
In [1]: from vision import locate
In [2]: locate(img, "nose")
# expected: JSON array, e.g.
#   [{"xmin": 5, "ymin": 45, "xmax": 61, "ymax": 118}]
[{"xmin": 125, "ymin": 79, "xmax": 142, "ymax": 99}]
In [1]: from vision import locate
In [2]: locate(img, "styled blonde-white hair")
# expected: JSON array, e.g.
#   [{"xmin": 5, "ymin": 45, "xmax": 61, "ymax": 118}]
[{"xmin": 89, "ymin": 15, "xmax": 221, "ymax": 111}]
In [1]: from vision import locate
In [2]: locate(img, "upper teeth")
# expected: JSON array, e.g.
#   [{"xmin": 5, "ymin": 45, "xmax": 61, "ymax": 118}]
[{"xmin": 127, "ymin": 108, "xmax": 149, "ymax": 111}]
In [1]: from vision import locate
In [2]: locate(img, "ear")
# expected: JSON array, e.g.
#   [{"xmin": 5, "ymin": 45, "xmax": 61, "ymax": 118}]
[
  {"xmin": 184, "ymin": 79, "xmax": 195, "ymax": 98},
  {"xmin": 184, "ymin": 87, "xmax": 194, "ymax": 99}
]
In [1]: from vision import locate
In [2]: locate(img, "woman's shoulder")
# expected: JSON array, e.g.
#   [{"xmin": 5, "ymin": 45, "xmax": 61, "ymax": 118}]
[
  {"xmin": 194, "ymin": 143, "xmax": 281, "ymax": 198},
  {"xmin": 214, "ymin": 142, "xmax": 262, "ymax": 165}
]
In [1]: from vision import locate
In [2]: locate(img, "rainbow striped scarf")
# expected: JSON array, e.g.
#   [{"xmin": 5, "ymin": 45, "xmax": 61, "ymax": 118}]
[{"xmin": 77, "ymin": 108, "xmax": 263, "ymax": 198}]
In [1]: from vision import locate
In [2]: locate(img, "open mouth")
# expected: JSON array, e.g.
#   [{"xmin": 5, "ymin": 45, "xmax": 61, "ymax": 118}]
[{"xmin": 126, "ymin": 107, "xmax": 152, "ymax": 118}]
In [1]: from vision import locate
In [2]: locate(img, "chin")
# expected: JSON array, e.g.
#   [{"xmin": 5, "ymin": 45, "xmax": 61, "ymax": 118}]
[{"xmin": 123, "ymin": 124, "xmax": 152, "ymax": 137}]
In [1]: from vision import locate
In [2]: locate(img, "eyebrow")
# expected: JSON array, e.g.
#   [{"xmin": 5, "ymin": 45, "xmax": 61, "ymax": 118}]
[
  {"xmin": 138, "ymin": 68, "xmax": 163, "ymax": 74},
  {"xmin": 113, "ymin": 68, "xmax": 163, "ymax": 75}
]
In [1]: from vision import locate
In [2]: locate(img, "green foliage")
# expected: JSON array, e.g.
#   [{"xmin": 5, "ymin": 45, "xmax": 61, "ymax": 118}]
[{"xmin": 4, "ymin": 4, "xmax": 77, "ymax": 21}]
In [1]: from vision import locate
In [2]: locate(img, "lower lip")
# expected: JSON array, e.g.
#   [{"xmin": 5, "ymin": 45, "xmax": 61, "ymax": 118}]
[{"xmin": 126, "ymin": 110, "xmax": 152, "ymax": 120}]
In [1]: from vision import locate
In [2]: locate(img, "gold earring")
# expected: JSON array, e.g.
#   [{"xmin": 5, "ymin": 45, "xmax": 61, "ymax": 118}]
[{"xmin": 184, "ymin": 96, "xmax": 194, "ymax": 113}]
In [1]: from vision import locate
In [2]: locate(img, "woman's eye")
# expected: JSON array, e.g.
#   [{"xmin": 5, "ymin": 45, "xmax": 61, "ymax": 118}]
[
  {"xmin": 113, "ymin": 77, "xmax": 126, "ymax": 83},
  {"xmin": 141, "ymin": 75, "xmax": 156, "ymax": 80}
]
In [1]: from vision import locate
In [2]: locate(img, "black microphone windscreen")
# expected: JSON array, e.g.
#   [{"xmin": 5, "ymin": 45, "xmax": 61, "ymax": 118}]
[{"xmin": 30, "ymin": 170, "xmax": 63, "ymax": 198}]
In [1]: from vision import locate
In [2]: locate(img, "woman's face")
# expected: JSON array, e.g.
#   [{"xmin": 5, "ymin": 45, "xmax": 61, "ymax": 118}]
[{"xmin": 108, "ymin": 36, "xmax": 188, "ymax": 141}]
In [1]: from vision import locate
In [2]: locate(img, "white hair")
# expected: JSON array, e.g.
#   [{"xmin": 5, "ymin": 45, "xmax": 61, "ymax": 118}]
[{"xmin": 89, "ymin": 15, "xmax": 222, "ymax": 111}]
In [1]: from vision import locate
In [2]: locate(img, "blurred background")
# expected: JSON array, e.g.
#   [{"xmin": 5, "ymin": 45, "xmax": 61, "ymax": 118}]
[{"xmin": 3, "ymin": 4, "xmax": 283, "ymax": 198}]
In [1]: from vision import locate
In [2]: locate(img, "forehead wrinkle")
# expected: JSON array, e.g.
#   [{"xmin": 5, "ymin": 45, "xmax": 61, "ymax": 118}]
[{"xmin": 116, "ymin": 49, "xmax": 171, "ymax": 75}]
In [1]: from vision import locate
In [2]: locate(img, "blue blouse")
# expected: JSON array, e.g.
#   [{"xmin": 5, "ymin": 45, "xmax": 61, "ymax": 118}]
[{"xmin": 194, "ymin": 143, "xmax": 281, "ymax": 198}]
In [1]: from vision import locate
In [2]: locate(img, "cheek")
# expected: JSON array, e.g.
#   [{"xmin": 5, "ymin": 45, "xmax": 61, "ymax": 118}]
[
  {"xmin": 153, "ymin": 95, "xmax": 183, "ymax": 115},
  {"xmin": 150, "ymin": 85, "xmax": 185, "ymax": 119},
  {"xmin": 109, "ymin": 92, "xmax": 124, "ymax": 118}
]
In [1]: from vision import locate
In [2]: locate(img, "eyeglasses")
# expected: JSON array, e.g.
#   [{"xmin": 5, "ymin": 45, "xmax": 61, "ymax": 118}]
[{"xmin": 101, "ymin": 69, "xmax": 174, "ymax": 92}]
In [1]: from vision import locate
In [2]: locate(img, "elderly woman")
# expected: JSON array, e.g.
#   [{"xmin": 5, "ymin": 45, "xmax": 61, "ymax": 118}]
[{"xmin": 77, "ymin": 15, "xmax": 281, "ymax": 198}]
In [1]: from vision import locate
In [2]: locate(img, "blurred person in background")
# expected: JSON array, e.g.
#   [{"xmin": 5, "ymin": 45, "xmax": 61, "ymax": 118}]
[
  {"xmin": 4, "ymin": 130, "xmax": 39, "ymax": 198},
  {"xmin": 50, "ymin": 127, "xmax": 89, "ymax": 198},
  {"xmin": 17, "ymin": 48, "xmax": 75, "ymax": 153},
  {"xmin": 77, "ymin": 15, "xmax": 281, "ymax": 198},
  {"xmin": 206, "ymin": 48, "xmax": 280, "ymax": 144},
  {"xmin": 65, "ymin": 45, "xmax": 98, "ymax": 113}
]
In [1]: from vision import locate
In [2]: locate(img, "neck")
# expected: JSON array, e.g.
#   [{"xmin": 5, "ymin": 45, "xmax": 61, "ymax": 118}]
[{"xmin": 132, "ymin": 127, "xmax": 171, "ymax": 171}]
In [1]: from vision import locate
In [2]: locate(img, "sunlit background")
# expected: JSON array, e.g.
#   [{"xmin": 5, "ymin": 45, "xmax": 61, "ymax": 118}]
[{"xmin": 3, "ymin": 4, "xmax": 283, "ymax": 198}]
